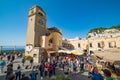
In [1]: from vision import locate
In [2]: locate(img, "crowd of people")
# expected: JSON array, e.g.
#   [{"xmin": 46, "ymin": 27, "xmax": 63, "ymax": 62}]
[{"xmin": 0, "ymin": 52, "xmax": 117, "ymax": 80}]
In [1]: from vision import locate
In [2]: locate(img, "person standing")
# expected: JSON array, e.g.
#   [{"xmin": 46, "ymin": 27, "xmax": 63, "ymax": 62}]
[
  {"xmin": 30, "ymin": 58, "xmax": 33, "ymax": 68},
  {"xmin": 39, "ymin": 64, "xmax": 44, "ymax": 79},
  {"xmin": 30, "ymin": 66, "xmax": 38, "ymax": 80},
  {"xmin": 15, "ymin": 64, "xmax": 21, "ymax": 80},
  {"xmin": 44, "ymin": 63, "xmax": 48, "ymax": 77},
  {"xmin": 7, "ymin": 55, "xmax": 11, "ymax": 62},
  {"xmin": 80, "ymin": 57, "xmax": 84, "ymax": 72},
  {"xmin": 30, "ymin": 70, "xmax": 38, "ymax": 80},
  {"xmin": 6, "ymin": 65, "xmax": 13, "ymax": 80},
  {"xmin": 0, "ymin": 59, "xmax": 6, "ymax": 73},
  {"xmin": 22, "ymin": 58, "xmax": 26, "ymax": 67},
  {"xmin": 12, "ymin": 54, "xmax": 15, "ymax": 61},
  {"xmin": 48, "ymin": 63, "xmax": 53, "ymax": 77},
  {"xmin": 9, "ymin": 60, "xmax": 13, "ymax": 68},
  {"xmin": 52, "ymin": 61, "xmax": 56, "ymax": 75}
]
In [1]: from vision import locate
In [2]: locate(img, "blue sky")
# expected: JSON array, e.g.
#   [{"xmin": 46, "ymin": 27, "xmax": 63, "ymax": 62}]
[{"xmin": 0, "ymin": 0, "xmax": 120, "ymax": 46}]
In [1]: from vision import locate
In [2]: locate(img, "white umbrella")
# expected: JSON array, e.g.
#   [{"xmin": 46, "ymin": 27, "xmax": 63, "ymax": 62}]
[
  {"xmin": 71, "ymin": 49, "xmax": 84, "ymax": 55},
  {"xmin": 58, "ymin": 50, "xmax": 65, "ymax": 53}
]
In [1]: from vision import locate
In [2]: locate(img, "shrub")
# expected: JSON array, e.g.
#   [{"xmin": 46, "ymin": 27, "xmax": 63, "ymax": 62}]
[
  {"xmin": 25, "ymin": 55, "xmax": 32, "ymax": 60},
  {"xmin": 46, "ymin": 74, "xmax": 70, "ymax": 80}
]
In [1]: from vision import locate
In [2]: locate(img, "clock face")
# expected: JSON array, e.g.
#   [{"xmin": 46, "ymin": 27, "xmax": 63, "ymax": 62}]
[
  {"xmin": 38, "ymin": 19, "xmax": 43, "ymax": 25},
  {"xmin": 26, "ymin": 44, "xmax": 33, "ymax": 52}
]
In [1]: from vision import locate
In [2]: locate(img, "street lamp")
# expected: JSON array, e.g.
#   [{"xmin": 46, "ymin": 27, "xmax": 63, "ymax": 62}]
[{"xmin": 0, "ymin": 46, "xmax": 2, "ymax": 55}]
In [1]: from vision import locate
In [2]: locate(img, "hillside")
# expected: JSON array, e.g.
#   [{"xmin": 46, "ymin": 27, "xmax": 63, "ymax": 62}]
[{"xmin": 88, "ymin": 24, "xmax": 120, "ymax": 34}]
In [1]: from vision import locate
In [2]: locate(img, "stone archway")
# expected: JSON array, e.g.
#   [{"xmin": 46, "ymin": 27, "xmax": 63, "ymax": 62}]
[{"xmin": 39, "ymin": 48, "xmax": 48, "ymax": 62}]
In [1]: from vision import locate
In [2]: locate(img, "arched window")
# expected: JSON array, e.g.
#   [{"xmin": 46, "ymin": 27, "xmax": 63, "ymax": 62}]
[
  {"xmin": 98, "ymin": 43, "xmax": 101, "ymax": 48},
  {"xmin": 49, "ymin": 38, "xmax": 53, "ymax": 43},
  {"xmin": 90, "ymin": 43, "xmax": 92, "ymax": 47},
  {"xmin": 38, "ymin": 12, "xmax": 43, "ymax": 16},
  {"xmin": 109, "ymin": 42, "xmax": 112, "ymax": 48}
]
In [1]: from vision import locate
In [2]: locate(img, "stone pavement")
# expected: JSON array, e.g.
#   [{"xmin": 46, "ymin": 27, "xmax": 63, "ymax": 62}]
[{"xmin": 0, "ymin": 58, "xmax": 90, "ymax": 80}]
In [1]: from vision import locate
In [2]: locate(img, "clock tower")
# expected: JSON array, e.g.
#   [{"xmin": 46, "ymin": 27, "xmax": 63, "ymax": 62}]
[
  {"xmin": 25, "ymin": 5, "xmax": 49, "ymax": 63},
  {"xmin": 26, "ymin": 5, "xmax": 47, "ymax": 47}
]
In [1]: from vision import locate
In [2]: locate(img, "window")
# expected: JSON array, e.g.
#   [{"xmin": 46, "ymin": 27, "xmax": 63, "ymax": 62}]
[
  {"xmin": 78, "ymin": 43, "xmax": 80, "ymax": 48},
  {"xmin": 49, "ymin": 38, "xmax": 53, "ymax": 43},
  {"xmin": 109, "ymin": 42, "xmax": 112, "ymax": 48},
  {"xmin": 38, "ymin": 12, "xmax": 43, "ymax": 16},
  {"xmin": 98, "ymin": 43, "xmax": 101, "ymax": 48},
  {"xmin": 90, "ymin": 43, "xmax": 92, "ymax": 47},
  {"xmin": 33, "ymin": 54, "xmax": 37, "ymax": 57},
  {"xmin": 114, "ymin": 42, "xmax": 116, "ymax": 47}
]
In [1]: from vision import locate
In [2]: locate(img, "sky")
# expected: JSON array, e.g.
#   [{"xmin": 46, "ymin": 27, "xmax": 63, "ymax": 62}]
[{"xmin": 0, "ymin": 0, "xmax": 120, "ymax": 46}]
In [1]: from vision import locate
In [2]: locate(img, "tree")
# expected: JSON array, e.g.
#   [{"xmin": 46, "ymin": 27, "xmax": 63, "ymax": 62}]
[
  {"xmin": 111, "ymin": 24, "xmax": 120, "ymax": 31},
  {"xmin": 88, "ymin": 27, "xmax": 107, "ymax": 34},
  {"xmin": 87, "ymin": 35, "xmax": 91, "ymax": 39},
  {"xmin": 87, "ymin": 24, "xmax": 120, "ymax": 38}
]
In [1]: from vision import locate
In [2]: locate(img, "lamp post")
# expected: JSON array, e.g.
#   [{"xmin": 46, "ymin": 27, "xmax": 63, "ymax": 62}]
[
  {"xmin": 0, "ymin": 46, "xmax": 2, "ymax": 55},
  {"xmin": 14, "ymin": 46, "xmax": 16, "ymax": 53}
]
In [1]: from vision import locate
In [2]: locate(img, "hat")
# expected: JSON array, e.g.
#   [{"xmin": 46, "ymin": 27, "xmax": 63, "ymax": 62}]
[{"xmin": 102, "ymin": 69, "xmax": 111, "ymax": 77}]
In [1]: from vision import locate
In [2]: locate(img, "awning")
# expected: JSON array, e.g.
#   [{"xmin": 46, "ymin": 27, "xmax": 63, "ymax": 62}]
[
  {"xmin": 71, "ymin": 49, "xmax": 84, "ymax": 55},
  {"xmin": 58, "ymin": 50, "xmax": 71, "ymax": 54}
]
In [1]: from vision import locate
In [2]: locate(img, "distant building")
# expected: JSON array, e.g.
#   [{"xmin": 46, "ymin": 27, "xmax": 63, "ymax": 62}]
[
  {"xmin": 87, "ymin": 29, "xmax": 120, "ymax": 39},
  {"xmin": 68, "ymin": 29, "xmax": 120, "ymax": 51}
]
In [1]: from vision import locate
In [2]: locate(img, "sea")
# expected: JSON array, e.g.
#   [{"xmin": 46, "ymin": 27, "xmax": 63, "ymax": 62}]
[
  {"xmin": 0, "ymin": 46, "xmax": 25, "ymax": 54},
  {"xmin": 2, "ymin": 46, "xmax": 25, "ymax": 50}
]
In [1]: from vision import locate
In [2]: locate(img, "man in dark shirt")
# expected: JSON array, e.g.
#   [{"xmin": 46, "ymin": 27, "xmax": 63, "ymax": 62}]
[{"xmin": 30, "ymin": 58, "xmax": 34, "ymax": 68}]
